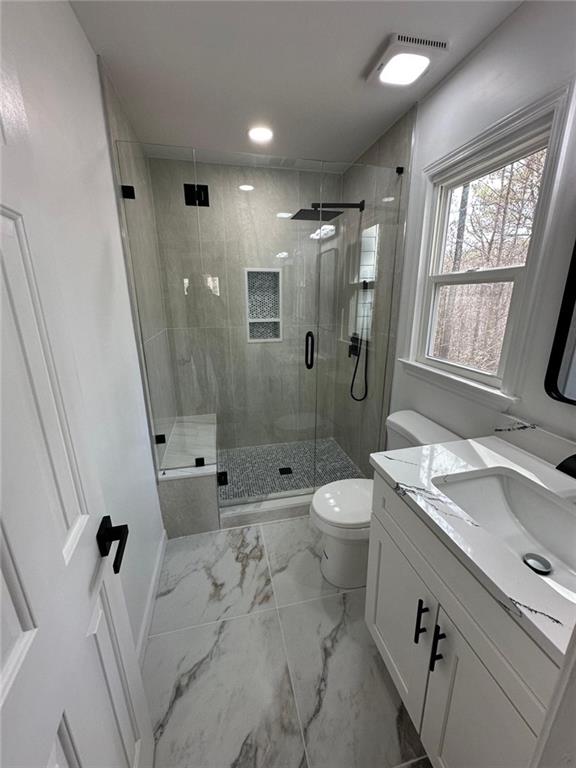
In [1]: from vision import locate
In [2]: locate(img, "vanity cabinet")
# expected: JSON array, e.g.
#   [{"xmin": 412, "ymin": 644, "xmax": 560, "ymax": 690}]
[
  {"xmin": 366, "ymin": 493, "xmax": 545, "ymax": 768},
  {"xmin": 421, "ymin": 607, "xmax": 536, "ymax": 768},
  {"xmin": 366, "ymin": 516, "xmax": 439, "ymax": 728}
]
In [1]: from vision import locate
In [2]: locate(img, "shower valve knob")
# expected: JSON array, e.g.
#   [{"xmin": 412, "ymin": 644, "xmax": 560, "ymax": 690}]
[{"xmin": 348, "ymin": 333, "xmax": 361, "ymax": 358}]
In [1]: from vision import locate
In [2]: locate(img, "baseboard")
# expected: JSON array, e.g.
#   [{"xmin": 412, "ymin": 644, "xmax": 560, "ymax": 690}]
[{"xmin": 136, "ymin": 529, "xmax": 167, "ymax": 665}]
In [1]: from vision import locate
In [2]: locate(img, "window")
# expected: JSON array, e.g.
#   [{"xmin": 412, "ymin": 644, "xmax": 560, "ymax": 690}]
[
  {"xmin": 418, "ymin": 144, "xmax": 549, "ymax": 387},
  {"xmin": 344, "ymin": 224, "xmax": 379, "ymax": 340}
]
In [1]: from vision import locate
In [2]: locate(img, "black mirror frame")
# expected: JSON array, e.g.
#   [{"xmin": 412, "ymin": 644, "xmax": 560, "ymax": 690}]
[{"xmin": 545, "ymin": 236, "xmax": 576, "ymax": 405}]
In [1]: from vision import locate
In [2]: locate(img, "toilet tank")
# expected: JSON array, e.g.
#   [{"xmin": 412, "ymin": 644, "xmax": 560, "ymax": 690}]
[{"xmin": 386, "ymin": 410, "xmax": 460, "ymax": 449}]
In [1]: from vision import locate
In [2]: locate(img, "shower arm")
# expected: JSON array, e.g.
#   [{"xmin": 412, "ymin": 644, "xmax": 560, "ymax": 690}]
[{"xmin": 311, "ymin": 200, "xmax": 365, "ymax": 212}]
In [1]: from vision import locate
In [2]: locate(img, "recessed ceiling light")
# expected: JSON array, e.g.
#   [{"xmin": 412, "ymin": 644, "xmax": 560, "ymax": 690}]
[
  {"xmin": 382, "ymin": 197, "xmax": 395, "ymax": 203},
  {"xmin": 238, "ymin": 184, "xmax": 255, "ymax": 191},
  {"xmin": 248, "ymin": 125, "xmax": 273, "ymax": 144},
  {"xmin": 276, "ymin": 212, "xmax": 293, "ymax": 219},
  {"xmin": 275, "ymin": 251, "xmax": 289, "ymax": 259},
  {"xmin": 379, "ymin": 53, "xmax": 430, "ymax": 85}
]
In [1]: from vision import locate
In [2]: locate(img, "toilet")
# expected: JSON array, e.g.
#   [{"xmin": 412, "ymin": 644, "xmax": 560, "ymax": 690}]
[{"xmin": 310, "ymin": 410, "xmax": 460, "ymax": 589}]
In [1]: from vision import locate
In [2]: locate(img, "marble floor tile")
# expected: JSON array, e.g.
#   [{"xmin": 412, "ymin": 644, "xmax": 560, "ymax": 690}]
[
  {"xmin": 143, "ymin": 612, "xmax": 307, "ymax": 768},
  {"xmin": 280, "ymin": 590, "xmax": 426, "ymax": 768},
  {"xmin": 262, "ymin": 516, "xmax": 341, "ymax": 607},
  {"xmin": 150, "ymin": 526, "xmax": 274, "ymax": 635}
]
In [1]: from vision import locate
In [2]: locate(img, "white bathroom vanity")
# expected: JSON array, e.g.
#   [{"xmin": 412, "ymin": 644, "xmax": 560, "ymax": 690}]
[{"xmin": 366, "ymin": 437, "xmax": 576, "ymax": 768}]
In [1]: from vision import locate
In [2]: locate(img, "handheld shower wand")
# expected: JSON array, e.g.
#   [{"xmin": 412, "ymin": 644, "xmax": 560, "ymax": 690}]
[{"xmin": 350, "ymin": 280, "xmax": 369, "ymax": 402}]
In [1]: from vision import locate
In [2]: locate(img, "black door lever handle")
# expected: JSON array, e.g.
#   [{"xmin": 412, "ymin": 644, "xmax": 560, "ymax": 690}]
[{"xmin": 97, "ymin": 516, "xmax": 129, "ymax": 574}]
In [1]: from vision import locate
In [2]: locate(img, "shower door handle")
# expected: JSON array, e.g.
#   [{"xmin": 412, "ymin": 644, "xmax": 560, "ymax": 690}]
[{"xmin": 305, "ymin": 331, "xmax": 315, "ymax": 370}]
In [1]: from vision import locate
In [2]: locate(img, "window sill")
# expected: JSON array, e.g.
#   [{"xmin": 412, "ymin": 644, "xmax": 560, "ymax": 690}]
[{"xmin": 399, "ymin": 359, "xmax": 519, "ymax": 411}]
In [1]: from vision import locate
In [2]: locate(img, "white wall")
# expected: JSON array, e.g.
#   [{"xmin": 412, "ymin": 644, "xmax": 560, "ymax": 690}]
[
  {"xmin": 1, "ymin": 1, "xmax": 165, "ymax": 644},
  {"xmin": 392, "ymin": 1, "xmax": 576, "ymax": 449}
]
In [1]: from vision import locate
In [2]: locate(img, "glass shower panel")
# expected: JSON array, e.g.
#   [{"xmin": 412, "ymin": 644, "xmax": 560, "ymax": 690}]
[
  {"xmin": 314, "ymin": 161, "xmax": 403, "ymax": 481},
  {"xmin": 149, "ymin": 146, "xmax": 220, "ymax": 473},
  {"xmin": 117, "ymin": 140, "xmax": 226, "ymax": 473},
  {"xmin": 114, "ymin": 140, "xmax": 204, "ymax": 471}
]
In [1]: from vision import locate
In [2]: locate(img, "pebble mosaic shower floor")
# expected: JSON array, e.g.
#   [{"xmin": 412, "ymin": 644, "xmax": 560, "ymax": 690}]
[{"xmin": 217, "ymin": 437, "xmax": 364, "ymax": 504}]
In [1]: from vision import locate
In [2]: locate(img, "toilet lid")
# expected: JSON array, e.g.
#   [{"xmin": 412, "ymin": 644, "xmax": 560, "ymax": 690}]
[{"xmin": 311, "ymin": 479, "xmax": 373, "ymax": 528}]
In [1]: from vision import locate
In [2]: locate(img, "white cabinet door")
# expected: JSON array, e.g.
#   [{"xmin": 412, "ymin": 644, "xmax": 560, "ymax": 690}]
[
  {"xmin": 1, "ymin": 211, "xmax": 154, "ymax": 766},
  {"xmin": 422, "ymin": 608, "xmax": 537, "ymax": 768},
  {"xmin": 365, "ymin": 516, "xmax": 439, "ymax": 729}
]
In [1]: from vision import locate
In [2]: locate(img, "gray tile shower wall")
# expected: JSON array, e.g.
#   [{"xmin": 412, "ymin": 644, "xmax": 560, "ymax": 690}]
[
  {"xmin": 100, "ymin": 70, "xmax": 178, "ymax": 465},
  {"xmin": 148, "ymin": 157, "xmax": 342, "ymax": 449},
  {"xmin": 157, "ymin": 472, "xmax": 219, "ymax": 538},
  {"xmin": 114, "ymin": 111, "xmax": 413, "ymax": 466},
  {"xmin": 167, "ymin": 326, "xmax": 234, "ymax": 420},
  {"xmin": 332, "ymin": 109, "xmax": 416, "ymax": 476}
]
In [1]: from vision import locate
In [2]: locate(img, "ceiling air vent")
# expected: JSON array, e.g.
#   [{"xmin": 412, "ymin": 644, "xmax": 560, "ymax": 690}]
[{"xmin": 396, "ymin": 34, "xmax": 448, "ymax": 51}]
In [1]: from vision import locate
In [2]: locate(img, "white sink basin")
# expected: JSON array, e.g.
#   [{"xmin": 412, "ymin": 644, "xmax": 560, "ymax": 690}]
[{"xmin": 432, "ymin": 467, "xmax": 576, "ymax": 598}]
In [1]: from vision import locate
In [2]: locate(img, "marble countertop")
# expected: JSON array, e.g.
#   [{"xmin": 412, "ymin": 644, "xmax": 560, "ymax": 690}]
[{"xmin": 370, "ymin": 436, "xmax": 576, "ymax": 663}]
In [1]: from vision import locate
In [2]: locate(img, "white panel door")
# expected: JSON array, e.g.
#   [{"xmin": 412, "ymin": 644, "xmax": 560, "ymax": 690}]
[
  {"xmin": 421, "ymin": 608, "xmax": 537, "ymax": 768},
  {"xmin": 1, "ymin": 208, "xmax": 154, "ymax": 767},
  {"xmin": 365, "ymin": 516, "xmax": 439, "ymax": 730}
]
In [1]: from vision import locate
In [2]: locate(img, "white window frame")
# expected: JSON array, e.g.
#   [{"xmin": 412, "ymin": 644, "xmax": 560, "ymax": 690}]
[{"xmin": 408, "ymin": 88, "xmax": 571, "ymax": 404}]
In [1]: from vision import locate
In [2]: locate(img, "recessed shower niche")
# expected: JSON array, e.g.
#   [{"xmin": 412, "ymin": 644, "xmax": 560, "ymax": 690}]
[
  {"xmin": 115, "ymin": 143, "xmax": 406, "ymax": 527},
  {"xmin": 246, "ymin": 268, "xmax": 282, "ymax": 341}
]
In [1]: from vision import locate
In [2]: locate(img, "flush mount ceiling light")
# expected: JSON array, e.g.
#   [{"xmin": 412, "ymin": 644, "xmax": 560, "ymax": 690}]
[
  {"xmin": 367, "ymin": 34, "xmax": 448, "ymax": 87},
  {"xmin": 275, "ymin": 251, "xmax": 289, "ymax": 259},
  {"xmin": 238, "ymin": 184, "xmax": 255, "ymax": 191},
  {"xmin": 380, "ymin": 53, "xmax": 430, "ymax": 85},
  {"xmin": 276, "ymin": 212, "xmax": 293, "ymax": 219},
  {"xmin": 248, "ymin": 125, "xmax": 273, "ymax": 144}
]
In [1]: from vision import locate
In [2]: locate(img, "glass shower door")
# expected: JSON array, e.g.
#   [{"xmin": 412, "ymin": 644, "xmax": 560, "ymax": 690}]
[
  {"xmin": 313, "ymin": 161, "xmax": 403, "ymax": 484},
  {"xmin": 187, "ymin": 151, "xmax": 323, "ymax": 514}
]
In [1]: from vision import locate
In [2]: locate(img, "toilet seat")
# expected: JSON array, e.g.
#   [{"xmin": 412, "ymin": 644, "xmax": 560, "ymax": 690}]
[{"xmin": 310, "ymin": 479, "xmax": 373, "ymax": 540}]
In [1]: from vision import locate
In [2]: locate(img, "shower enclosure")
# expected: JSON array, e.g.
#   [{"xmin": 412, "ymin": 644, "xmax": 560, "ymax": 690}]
[{"xmin": 116, "ymin": 142, "xmax": 403, "ymax": 524}]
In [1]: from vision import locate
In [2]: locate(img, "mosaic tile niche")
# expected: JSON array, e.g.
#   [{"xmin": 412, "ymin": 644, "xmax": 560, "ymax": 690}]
[{"xmin": 246, "ymin": 269, "xmax": 281, "ymax": 341}]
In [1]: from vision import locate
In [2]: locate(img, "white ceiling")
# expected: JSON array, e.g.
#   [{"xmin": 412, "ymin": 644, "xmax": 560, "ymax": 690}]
[{"xmin": 73, "ymin": 0, "xmax": 522, "ymax": 162}]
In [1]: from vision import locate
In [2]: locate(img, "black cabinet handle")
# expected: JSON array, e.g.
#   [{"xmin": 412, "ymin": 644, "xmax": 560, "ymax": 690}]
[
  {"xmin": 413, "ymin": 599, "xmax": 429, "ymax": 644},
  {"xmin": 305, "ymin": 331, "xmax": 315, "ymax": 370},
  {"xmin": 97, "ymin": 516, "xmax": 129, "ymax": 574},
  {"xmin": 429, "ymin": 624, "xmax": 447, "ymax": 672}
]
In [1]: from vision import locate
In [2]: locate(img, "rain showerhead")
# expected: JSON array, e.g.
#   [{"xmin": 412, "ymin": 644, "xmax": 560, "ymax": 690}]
[
  {"xmin": 290, "ymin": 200, "xmax": 365, "ymax": 221},
  {"xmin": 291, "ymin": 208, "xmax": 343, "ymax": 222}
]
